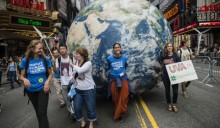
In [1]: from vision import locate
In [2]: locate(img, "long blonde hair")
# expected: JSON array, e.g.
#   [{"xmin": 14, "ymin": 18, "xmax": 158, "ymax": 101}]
[{"xmin": 25, "ymin": 40, "xmax": 46, "ymax": 59}]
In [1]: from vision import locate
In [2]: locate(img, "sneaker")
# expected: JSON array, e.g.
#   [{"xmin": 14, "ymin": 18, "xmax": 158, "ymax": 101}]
[
  {"xmin": 119, "ymin": 115, "xmax": 125, "ymax": 123},
  {"xmin": 60, "ymin": 103, "xmax": 66, "ymax": 108},
  {"xmin": 182, "ymin": 92, "xmax": 188, "ymax": 98}
]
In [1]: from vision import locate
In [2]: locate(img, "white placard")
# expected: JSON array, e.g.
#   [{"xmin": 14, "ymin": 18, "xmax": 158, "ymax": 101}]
[{"xmin": 165, "ymin": 60, "xmax": 198, "ymax": 85}]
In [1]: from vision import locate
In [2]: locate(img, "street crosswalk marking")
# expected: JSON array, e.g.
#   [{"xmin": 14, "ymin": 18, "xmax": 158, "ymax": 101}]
[{"xmin": 205, "ymin": 84, "xmax": 214, "ymax": 87}]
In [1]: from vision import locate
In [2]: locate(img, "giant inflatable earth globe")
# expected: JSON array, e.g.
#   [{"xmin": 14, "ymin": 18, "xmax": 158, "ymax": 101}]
[{"xmin": 66, "ymin": 0, "xmax": 173, "ymax": 92}]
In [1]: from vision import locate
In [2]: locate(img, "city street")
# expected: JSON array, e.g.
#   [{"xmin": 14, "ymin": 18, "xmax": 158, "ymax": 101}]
[{"xmin": 0, "ymin": 71, "xmax": 219, "ymax": 128}]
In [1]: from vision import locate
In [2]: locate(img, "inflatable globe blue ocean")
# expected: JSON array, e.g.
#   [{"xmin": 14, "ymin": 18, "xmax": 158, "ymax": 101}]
[{"xmin": 66, "ymin": 0, "xmax": 173, "ymax": 92}]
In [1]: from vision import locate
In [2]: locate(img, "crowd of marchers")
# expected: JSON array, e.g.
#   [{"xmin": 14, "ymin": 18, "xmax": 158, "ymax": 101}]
[{"xmin": 0, "ymin": 39, "xmax": 204, "ymax": 128}]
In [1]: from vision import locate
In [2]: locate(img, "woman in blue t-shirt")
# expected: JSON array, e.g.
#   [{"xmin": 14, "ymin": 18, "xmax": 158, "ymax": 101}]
[
  {"xmin": 20, "ymin": 40, "xmax": 53, "ymax": 128},
  {"xmin": 160, "ymin": 42, "xmax": 181, "ymax": 113},
  {"xmin": 107, "ymin": 43, "xmax": 132, "ymax": 123}
]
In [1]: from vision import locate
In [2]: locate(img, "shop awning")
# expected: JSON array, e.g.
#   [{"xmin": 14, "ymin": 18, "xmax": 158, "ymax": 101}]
[{"xmin": 173, "ymin": 21, "xmax": 220, "ymax": 36}]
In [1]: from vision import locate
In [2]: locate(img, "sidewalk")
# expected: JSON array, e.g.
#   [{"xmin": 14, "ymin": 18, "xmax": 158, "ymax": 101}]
[{"xmin": 1, "ymin": 72, "xmax": 10, "ymax": 86}]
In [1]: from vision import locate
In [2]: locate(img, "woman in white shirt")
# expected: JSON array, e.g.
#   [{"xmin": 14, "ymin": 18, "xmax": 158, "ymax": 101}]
[{"xmin": 70, "ymin": 47, "xmax": 96, "ymax": 128}]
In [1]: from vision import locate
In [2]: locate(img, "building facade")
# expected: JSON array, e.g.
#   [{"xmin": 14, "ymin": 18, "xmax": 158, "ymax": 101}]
[
  {"xmin": 160, "ymin": 0, "xmax": 220, "ymax": 52},
  {"xmin": 0, "ymin": 0, "xmax": 77, "ymax": 58}
]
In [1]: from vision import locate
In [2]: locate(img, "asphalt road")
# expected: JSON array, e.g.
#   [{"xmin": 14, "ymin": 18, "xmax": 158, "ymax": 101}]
[{"xmin": 0, "ymin": 70, "xmax": 220, "ymax": 128}]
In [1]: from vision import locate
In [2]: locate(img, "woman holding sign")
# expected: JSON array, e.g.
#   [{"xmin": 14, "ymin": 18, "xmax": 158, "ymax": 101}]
[{"xmin": 160, "ymin": 43, "xmax": 181, "ymax": 113}]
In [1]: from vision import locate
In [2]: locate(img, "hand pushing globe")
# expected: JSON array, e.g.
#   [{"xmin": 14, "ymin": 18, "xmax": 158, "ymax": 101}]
[{"xmin": 66, "ymin": 0, "xmax": 173, "ymax": 93}]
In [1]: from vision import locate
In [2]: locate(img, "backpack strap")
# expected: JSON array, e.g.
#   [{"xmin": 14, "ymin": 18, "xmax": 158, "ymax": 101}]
[
  {"xmin": 179, "ymin": 48, "xmax": 182, "ymax": 61},
  {"xmin": 58, "ymin": 57, "xmax": 61, "ymax": 69},
  {"xmin": 187, "ymin": 47, "xmax": 192, "ymax": 59},
  {"xmin": 74, "ymin": 60, "xmax": 87, "ymax": 79},
  {"xmin": 42, "ymin": 57, "xmax": 48, "ymax": 78},
  {"xmin": 25, "ymin": 57, "xmax": 30, "ymax": 78}
]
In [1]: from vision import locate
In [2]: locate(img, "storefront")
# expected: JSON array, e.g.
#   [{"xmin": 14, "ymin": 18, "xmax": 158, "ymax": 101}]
[
  {"xmin": 172, "ymin": 1, "xmax": 220, "ymax": 52},
  {"xmin": 162, "ymin": 0, "xmax": 220, "ymax": 52},
  {"xmin": 0, "ymin": 0, "xmax": 53, "ymax": 58}
]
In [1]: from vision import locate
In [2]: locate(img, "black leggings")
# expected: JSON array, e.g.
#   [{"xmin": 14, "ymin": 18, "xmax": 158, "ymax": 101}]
[
  {"xmin": 27, "ymin": 90, "xmax": 49, "ymax": 128},
  {"xmin": 162, "ymin": 75, "xmax": 179, "ymax": 104}
]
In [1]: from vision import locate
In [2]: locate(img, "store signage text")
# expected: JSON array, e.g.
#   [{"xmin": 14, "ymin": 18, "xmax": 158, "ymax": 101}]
[
  {"xmin": 11, "ymin": 0, "xmax": 45, "ymax": 11},
  {"xmin": 7, "ymin": 0, "xmax": 46, "ymax": 16},
  {"xmin": 11, "ymin": 16, "xmax": 50, "ymax": 27},
  {"xmin": 164, "ymin": 4, "xmax": 179, "ymax": 20},
  {"xmin": 199, "ymin": 3, "xmax": 220, "ymax": 12},
  {"xmin": 197, "ymin": 4, "xmax": 220, "ymax": 21}
]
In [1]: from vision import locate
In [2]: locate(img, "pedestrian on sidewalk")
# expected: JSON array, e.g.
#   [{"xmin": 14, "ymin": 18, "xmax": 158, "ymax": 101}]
[
  {"xmin": 54, "ymin": 43, "xmax": 75, "ymax": 117},
  {"xmin": 5, "ymin": 57, "xmax": 21, "ymax": 89},
  {"xmin": 107, "ymin": 43, "xmax": 133, "ymax": 122},
  {"xmin": 160, "ymin": 42, "xmax": 181, "ymax": 113},
  {"xmin": 20, "ymin": 40, "xmax": 53, "ymax": 128},
  {"xmin": 51, "ymin": 47, "xmax": 66, "ymax": 108},
  {"xmin": 178, "ymin": 40, "xmax": 195, "ymax": 97},
  {"xmin": 69, "ymin": 47, "xmax": 96, "ymax": 128}
]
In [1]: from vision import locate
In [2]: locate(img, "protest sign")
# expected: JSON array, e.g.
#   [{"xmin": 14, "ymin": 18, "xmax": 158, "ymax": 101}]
[{"xmin": 165, "ymin": 60, "xmax": 198, "ymax": 85}]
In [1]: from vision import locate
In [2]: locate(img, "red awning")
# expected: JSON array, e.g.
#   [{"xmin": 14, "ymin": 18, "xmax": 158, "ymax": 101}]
[
  {"xmin": 173, "ymin": 21, "xmax": 220, "ymax": 35},
  {"xmin": 173, "ymin": 23, "xmax": 197, "ymax": 35}
]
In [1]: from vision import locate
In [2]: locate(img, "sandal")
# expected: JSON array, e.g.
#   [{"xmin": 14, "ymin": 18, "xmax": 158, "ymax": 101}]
[
  {"xmin": 80, "ymin": 121, "xmax": 87, "ymax": 128},
  {"xmin": 172, "ymin": 105, "xmax": 179, "ymax": 113},
  {"xmin": 182, "ymin": 92, "xmax": 188, "ymax": 98},
  {"xmin": 167, "ymin": 104, "xmax": 172, "ymax": 112}
]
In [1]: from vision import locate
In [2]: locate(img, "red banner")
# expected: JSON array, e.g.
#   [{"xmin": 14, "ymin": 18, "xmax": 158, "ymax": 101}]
[
  {"xmin": 199, "ymin": 22, "xmax": 220, "ymax": 26},
  {"xmin": 173, "ymin": 23, "xmax": 197, "ymax": 34}
]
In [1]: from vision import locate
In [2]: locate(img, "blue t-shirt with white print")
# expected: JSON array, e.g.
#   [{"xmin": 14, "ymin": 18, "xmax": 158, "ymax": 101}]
[
  {"xmin": 107, "ymin": 54, "xmax": 128, "ymax": 79},
  {"xmin": 20, "ymin": 57, "xmax": 52, "ymax": 92}
]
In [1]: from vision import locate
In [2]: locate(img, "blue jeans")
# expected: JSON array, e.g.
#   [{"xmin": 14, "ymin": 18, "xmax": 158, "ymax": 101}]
[
  {"xmin": 9, "ymin": 71, "xmax": 20, "ymax": 88},
  {"xmin": 74, "ymin": 88, "xmax": 96, "ymax": 121}
]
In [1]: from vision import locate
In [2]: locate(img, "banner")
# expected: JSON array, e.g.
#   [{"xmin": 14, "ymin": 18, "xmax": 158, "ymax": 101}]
[{"xmin": 165, "ymin": 60, "xmax": 198, "ymax": 85}]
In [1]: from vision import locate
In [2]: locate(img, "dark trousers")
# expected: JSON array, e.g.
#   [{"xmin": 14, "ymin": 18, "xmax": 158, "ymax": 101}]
[
  {"xmin": 27, "ymin": 90, "xmax": 49, "ymax": 128},
  {"xmin": 162, "ymin": 75, "xmax": 178, "ymax": 104},
  {"xmin": 9, "ymin": 71, "xmax": 20, "ymax": 88}
]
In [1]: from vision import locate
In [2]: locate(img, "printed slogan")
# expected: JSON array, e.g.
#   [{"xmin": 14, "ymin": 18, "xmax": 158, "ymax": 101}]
[{"xmin": 165, "ymin": 60, "xmax": 198, "ymax": 85}]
